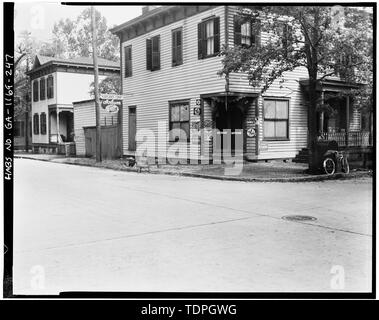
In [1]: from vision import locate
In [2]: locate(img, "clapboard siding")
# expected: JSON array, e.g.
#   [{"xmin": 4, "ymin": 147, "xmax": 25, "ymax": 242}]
[
  {"xmin": 121, "ymin": 6, "xmax": 226, "ymax": 156},
  {"xmin": 73, "ymin": 101, "xmax": 119, "ymax": 156}
]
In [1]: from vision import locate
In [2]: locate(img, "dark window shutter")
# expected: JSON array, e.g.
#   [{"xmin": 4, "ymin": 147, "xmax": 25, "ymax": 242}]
[
  {"xmin": 124, "ymin": 46, "xmax": 132, "ymax": 77},
  {"xmin": 198, "ymin": 22, "xmax": 205, "ymax": 59},
  {"xmin": 177, "ymin": 30, "xmax": 182, "ymax": 65},
  {"xmin": 172, "ymin": 31, "xmax": 176, "ymax": 65},
  {"xmin": 234, "ymin": 16, "xmax": 242, "ymax": 46},
  {"xmin": 214, "ymin": 17, "xmax": 220, "ymax": 54},
  {"xmin": 146, "ymin": 38, "xmax": 152, "ymax": 70}
]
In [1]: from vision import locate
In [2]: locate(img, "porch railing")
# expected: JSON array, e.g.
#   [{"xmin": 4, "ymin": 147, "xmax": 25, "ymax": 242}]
[{"xmin": 320, "ymin": 131, "xmax": 372, "ymax": 147}]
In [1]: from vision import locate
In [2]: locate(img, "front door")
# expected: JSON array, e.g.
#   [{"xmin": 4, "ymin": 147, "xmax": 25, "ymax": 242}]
[
  {"xmin": 128, "ymin": 106, "xmax": 136, "ymax": 151},
  {"xmin": 215, "ymin": 102, "xmax": 244, "ymax": 155}
]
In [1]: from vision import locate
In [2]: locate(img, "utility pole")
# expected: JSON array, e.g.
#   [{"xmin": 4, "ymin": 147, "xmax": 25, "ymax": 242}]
[{"xmin": 91, "ymin": 6, "xmax": 101, "ymax": 162}]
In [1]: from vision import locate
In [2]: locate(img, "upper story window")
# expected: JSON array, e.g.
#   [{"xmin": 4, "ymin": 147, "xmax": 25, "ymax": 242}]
[
  {"xmin": 172, "ymin": 28, "xmax": 183, "ymax": 67},
  {"xmin": 47, "ymin": 75, "xmax": 54, "ymax": 99},
  {"xmin": 198, "ymin": 17, "xmax": 220, "ymax": 59},
  {"xmin": 280, "ymin": 24, "xmax": 293, "ymax": 56},
  {"xmin": 33, "ymin": 113, "xmax": 39, "ymax": 135},
  {"xmin": 40, "ymin": 77, "xmax": 46, "ymax": 100},
  {"xmin": 146, "ymin": 35, "xmax": 160, "ymax": 71},
  {"xmin": 40, "ymin": 112, "xmax": 47, "ymax": 135},
  {"xmin": 124, "ymin": 45, "xmax": 132, "ymax": 77},
  {"xmin": 263, "ymin": 99, "xmax": 289, "ymax": 140},
  {"xmin": 33, "ymin": 80, "xmax": 39, "ymax": 102},
  {"xmin": 234, "ymin": 16, "xmax": 259, "ymax": 47}
]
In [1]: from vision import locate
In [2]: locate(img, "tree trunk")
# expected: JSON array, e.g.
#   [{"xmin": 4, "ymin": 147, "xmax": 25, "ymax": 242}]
[{"xmin": 308, "ymin": 81, "xmax": 319, "ymax": 173}]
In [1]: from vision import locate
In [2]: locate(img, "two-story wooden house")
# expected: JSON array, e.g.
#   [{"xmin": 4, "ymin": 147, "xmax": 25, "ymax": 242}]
[
  {"xmin": 111, "ymin": 5, "xmax": 369, "ymax": 162},
  {"xmin": 26, "ymin": 55, "xmax": 120, "ymax": 154}
]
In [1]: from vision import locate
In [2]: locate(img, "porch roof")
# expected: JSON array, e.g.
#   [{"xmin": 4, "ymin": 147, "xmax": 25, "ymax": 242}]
[
  {"xmin": 200, "ymin": 91, "xmax": 259, "ymax": 99},
  {"xmin": 48, "ymin": 104, "xmax": 73, "ymax": 112},
  {"xmin": 299, "ymin": 78, "xmax": 362, "ymax": 92}
]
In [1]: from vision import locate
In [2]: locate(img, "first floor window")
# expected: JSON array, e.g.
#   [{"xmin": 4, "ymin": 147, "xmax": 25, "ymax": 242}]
[
  {"xmin": 169, "ymin": 102, "xmax": 190, "ymax": 142},
  {"xmin": 40, "ymin": 112, "xmax": 47, "ymax": 135},
  {"xmin": 33, "ymin": 113, "xmax": 39, "ymax": 135},
  {"xmin": 15, "ymin": 121, "xmax": 25, "ymax": 137},
  {"xmin": 263, "ymin": 99, "xmax": 289, "ymax": 140}
]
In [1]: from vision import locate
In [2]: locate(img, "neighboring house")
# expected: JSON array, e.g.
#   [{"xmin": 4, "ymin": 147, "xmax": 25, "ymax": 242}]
[
  {"xmin": 14, "ymin": 77, "xmax": 32, "ymax": 151},
  {"xmin": 111, "ymin": 5, "xmax": 370, "ymax": 162},
  {"xmin": 26, "ymin": 55, "xmax": 120, "ymax": 154}
]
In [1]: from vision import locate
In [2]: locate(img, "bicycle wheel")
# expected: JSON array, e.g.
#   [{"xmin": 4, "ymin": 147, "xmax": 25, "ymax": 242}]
[
  {"xmin": 341, "ymin": 157, "xmax": 350, "ymax": 174},
  {"xmin": 323, "ymin": 157, "xmax": 336, "ymax": 175}
]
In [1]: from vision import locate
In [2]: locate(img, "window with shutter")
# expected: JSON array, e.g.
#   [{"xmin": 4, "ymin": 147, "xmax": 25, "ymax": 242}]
[
  {"xmin": 40, "ymin": 78, "xmax": 46, "ymax": 100},
  {"xmin": 198, "ymin": 17, "xmax": 220, "ymax": 59},
  {"xmin": 172, "ymin": 28, "xmax": 183, "ymax": 66},
  {"xmin": 33, "ymin": 80, "xmax": 39, "ymax": 102},
  {"xmin": 40, "ymin": 112, "xmax": 47, "ymax": 135},
  {"xmin": 281, "ymin": 24, "xmax": 293, "ymax": 56},
  {"xmin": 234, "ymin": 15, "xmax": 259, "ymax": 47},
  {"xmin": 146, "ymin": 35, "xmax": 160, "ymax": 71},
  {"xmin": 33, "ymin": 113, "xmax": 39, "ymax": 135},
  {"xmin": 47, "ymin": 75, "xmax": 54, "ymax": 99},
  {"xmin": 124, "ymin": 45, "xmax": 132, "ymax": 77}
]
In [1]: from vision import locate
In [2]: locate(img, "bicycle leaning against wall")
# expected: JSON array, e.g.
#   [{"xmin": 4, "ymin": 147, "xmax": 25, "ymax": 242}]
[{"xmin": 323, "ymin": 149, "xmax": 350, "ymax": 175}]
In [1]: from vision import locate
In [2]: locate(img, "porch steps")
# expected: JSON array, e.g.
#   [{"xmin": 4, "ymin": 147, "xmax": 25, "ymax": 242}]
[{"xmin": 292, "ymin": 148, "xmax": 309, "ymax": 163}]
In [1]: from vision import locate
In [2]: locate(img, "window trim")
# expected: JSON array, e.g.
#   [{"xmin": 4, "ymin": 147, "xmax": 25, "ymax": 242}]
[
  {"xmin": 262, "ymin": 97, "xmax": 290, "ymax": 141},
  {"xmin": 171, "ymin": 27, "xmax": 183, "ymax": 67},
  {"xmin": 168, "ymin": 99, "xmax": 191, "ymax": 143}
]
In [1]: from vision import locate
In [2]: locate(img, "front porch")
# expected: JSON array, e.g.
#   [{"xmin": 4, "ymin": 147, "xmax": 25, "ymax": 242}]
[{"xmin": 43, "ymin": 104, "xmax": 75, "ymax": 155}]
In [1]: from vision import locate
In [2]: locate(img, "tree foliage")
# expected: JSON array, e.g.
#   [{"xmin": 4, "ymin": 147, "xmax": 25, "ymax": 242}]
[
  {"xmin": 52, "ymin": 8, "xmax": 119, "ymax": 61},
  {"xmin": 89, "ymin": 74, "xmax": 121, "ymax": 96}
]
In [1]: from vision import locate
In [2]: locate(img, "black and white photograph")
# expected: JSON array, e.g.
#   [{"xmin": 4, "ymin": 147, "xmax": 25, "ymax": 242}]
[{"xmin": 3, "ymin": 1, "xmax": 375, "ymax": 300}]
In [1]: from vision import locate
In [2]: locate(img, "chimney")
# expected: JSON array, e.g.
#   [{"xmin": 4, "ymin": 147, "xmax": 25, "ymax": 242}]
[{"xmin": 142, "ymin": 6, "xmax": 159, "ymax": 15}]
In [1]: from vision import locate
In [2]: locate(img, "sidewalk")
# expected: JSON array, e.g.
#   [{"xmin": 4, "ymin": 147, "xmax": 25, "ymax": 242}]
[{"xmin": 14, "ymin": 152, "xmax": 372, "ymax": 182}]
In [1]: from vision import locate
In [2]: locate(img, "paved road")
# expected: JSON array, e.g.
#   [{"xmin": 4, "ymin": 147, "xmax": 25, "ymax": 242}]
[{"xmin": 13, "ymin": 159, "xmax": 372, "ymax": 294}]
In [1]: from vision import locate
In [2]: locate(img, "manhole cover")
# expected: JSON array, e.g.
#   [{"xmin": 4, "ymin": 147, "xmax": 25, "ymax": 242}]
[{"xmin": 282, "ymin": 215, "xmax": 317, "ymax": 221}]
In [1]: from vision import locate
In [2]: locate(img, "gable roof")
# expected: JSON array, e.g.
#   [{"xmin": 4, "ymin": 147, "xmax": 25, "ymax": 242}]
[{"xmin": 27, "ymin": 54, "xmax": 120, "ymax": 75}]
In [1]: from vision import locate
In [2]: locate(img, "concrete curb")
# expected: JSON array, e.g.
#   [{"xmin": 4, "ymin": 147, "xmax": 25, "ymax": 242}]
[{"xmin": 15, "ymin": 155, "xmax": 372, "ymax": 183}]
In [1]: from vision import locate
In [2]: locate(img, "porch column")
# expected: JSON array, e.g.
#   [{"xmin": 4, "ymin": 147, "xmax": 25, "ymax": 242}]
[
  {"xmin": 56, "ymin": 107, "xmax": 60, "ymax": 143},
  {"xmin": 345, "ymin": 96, "xmax": 350, "ymax": 146},
  {"xmin": 320, "ymin": 91, "xmax": 325, "ymax": 134}
]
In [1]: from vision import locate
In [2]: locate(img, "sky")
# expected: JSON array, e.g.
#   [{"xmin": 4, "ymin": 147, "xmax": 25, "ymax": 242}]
[{"xmin": 14, "ymin": 2, "xmax": 143, "ymax": 43}]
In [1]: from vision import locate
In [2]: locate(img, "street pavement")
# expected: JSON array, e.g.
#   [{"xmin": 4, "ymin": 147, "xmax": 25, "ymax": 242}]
[{"xmin": 13, "ymin": 158, "xmax": 372, "ymax": 294}]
